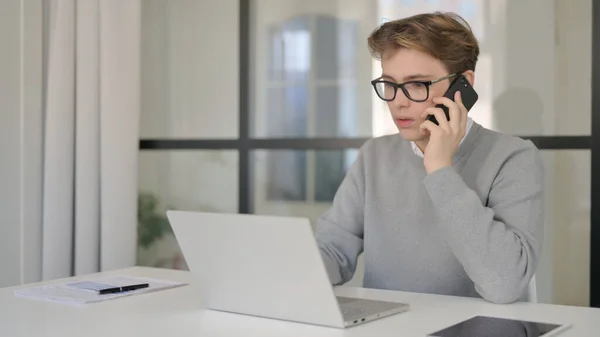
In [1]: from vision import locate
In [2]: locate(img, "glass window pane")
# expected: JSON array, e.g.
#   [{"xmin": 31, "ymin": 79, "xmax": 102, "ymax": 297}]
[
  {"xmin": 314, "ymin": 15, "xmax": 359, "ymax": 81},
  {"xmin": 137, "ymin": 151, "xmax": 238, "ymax": 270},
  {"xmin": 314, "ymin": 84, "xmax": 360, "ymax": 137},
  {"xmin": 252, "ymin": 149, "xmax": 357, "ymax": 222},
  {"xmin": 376, "ymin": 0, "xmax": 591, "ymax": 136},
  {"xmin": 265, "ymin": 151, "xmax": 307, "ymax": 201},
  {"xmin": 314, "ymin": 150, "xmax": 358, "ymax": 201},
  {"xmin": 253, "ymin": 148, "xmax": 591, "ymax": 306},
  {"xmin": 140, "ymin": 0, "xmax": 238, "ymax": 139},
  {"xmin": 264, "ymin": 86, "xmax": 308, "ymax": 137},
  {"xmin": 270, "ymin": 17, "xmax": 311, "ymax": 83},
  {"xmin": 250, "ymin": 0, "xmax": 376, "ymax": 138}
]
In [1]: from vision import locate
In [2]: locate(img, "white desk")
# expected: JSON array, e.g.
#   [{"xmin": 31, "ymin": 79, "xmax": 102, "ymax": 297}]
[{"xmin": 1, "ymin": 266, "xmax": 598, "ymax": 336}]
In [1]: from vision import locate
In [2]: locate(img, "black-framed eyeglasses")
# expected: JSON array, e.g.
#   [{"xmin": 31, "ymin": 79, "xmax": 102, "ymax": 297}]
[{"xmin": 371, "ymin": 73, "xmax": 457, "ymax": 102}]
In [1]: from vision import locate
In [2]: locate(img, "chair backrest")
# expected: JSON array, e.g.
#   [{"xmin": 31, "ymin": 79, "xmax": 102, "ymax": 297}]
[{"xmin": 526, "ymin": 274, "xmax": 538, "ymax": 303}]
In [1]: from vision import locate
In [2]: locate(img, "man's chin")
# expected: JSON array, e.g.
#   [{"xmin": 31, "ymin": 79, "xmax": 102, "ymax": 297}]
[{"xmin": 397, "ymin": 128, "xmax": 427, "ymax": 142}]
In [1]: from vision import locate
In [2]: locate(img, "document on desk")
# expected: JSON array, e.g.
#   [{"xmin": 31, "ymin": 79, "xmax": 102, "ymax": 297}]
[{"xmin": 13, "ymin": 275, "xmax": 187, "ymax": 305}]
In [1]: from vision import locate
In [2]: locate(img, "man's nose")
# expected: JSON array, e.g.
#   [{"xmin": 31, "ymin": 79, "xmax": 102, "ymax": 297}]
[{"xmin": 391, "ymin": 89, "xmax": 411, "ymax": 108}]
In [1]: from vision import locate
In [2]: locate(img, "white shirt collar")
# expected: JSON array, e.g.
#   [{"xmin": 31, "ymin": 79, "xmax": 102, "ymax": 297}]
[{"xmin": 411, "ymin": 117, "xmax": 474, "ymax": 158}]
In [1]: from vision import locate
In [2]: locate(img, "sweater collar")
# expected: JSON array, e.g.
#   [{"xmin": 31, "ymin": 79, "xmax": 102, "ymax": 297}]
[
  {"xmin": 410, "ymin": 117, "xmax": 474, "ymax": 158},
  {"xmin": 406, "ymin": 119, "xmax": 483, "ymax": 168}
]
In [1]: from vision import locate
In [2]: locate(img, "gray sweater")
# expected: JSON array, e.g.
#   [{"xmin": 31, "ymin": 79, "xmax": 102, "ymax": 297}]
[{"xmin": 315, "ymin": 122, "xmax": 544, "ymax": 304}]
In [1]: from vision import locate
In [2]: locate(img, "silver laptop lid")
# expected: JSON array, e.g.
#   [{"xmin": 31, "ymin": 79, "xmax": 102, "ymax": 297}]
[{"xmin": 167, "ymin": 211, "xmax": 345, "ymax": 328}]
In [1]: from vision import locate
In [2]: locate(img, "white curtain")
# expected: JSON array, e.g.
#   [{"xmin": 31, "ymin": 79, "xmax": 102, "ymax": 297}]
[{"xmin": 42, "ymin": 0, "xmax": 141, "ymax": 280}]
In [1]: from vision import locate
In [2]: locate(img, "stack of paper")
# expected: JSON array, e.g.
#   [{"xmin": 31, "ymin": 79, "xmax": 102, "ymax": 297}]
[{"xmin": 13, "ymin": 275, "xmax": 187, "ymax": 305}]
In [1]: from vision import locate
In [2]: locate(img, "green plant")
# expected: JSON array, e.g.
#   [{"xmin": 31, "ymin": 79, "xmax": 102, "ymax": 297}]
[{"xmin": 137, "ymin": 192, "xmax": 173, "ymax": 249}]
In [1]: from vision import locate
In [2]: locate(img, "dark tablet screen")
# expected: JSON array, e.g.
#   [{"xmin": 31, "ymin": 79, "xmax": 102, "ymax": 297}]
[{"xmin": 428, "ymin": 316, "xmax": 568, "ymax": 337}]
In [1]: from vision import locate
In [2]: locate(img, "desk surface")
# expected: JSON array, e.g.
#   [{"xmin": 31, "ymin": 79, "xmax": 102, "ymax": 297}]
[{"xmin": 1, "ymin": 266, "xmax": 598, "ymax": 337}]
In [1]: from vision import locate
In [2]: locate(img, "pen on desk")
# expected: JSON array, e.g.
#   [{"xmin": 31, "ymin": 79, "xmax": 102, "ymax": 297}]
[{"xmin": 98, "ymin": 283, "xmax": 149, "ymax": 294}]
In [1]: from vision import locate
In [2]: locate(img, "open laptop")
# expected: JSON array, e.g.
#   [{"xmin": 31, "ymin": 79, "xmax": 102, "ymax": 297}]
[{"xmin": 166, "ymin": 210, "xmax": 409, "ymax": 328}]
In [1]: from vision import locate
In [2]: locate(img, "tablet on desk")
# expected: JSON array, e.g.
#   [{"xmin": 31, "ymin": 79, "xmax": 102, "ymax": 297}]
[{"xmin": 427, "ymin": 315, "xmax": 571, "ymax": 337}]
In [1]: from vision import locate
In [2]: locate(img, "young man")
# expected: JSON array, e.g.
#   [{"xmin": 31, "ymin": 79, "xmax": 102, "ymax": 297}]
[{"xmin": 314, "ymin": 12, "xmax": 544, "ymax": 304}]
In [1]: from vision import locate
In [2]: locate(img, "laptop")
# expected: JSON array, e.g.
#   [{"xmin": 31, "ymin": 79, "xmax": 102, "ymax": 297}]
[{"xmin": 166, "ymin": 210, "xmax": 409, "ymax": 328}]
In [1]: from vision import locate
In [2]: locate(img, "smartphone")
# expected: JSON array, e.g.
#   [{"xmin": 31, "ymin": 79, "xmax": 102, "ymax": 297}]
[{"xmin": 428, "ymin": 74, "xmax": 478, "ymax": 125}]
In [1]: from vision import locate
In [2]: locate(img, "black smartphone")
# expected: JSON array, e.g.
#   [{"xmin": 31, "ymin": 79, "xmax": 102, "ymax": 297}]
[{"xmin": 428, "ymin": 74, "xmax": 478, "ymax": 125}]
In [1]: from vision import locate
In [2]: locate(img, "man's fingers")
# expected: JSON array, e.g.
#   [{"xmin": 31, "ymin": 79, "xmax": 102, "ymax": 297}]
[
  {"xmin": 420, "ymin": 120, "xmax": 438, "ymax": 135},
  {"xmin": 432, "ymin": 94, "xmax": 466, "ymax": 132},
  {"xmin": 454, "ymin": 91, "xmax": 466, "ymax": 128},
  {"xmin": 422, "ymin": 107, "xmax": 450, "ymax": 133}
]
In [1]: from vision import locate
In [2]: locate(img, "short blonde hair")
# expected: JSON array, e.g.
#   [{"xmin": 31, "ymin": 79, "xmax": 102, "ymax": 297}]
[{"xmin": 367, "ymin": 12, "xmax": 480, "ymax": 74}]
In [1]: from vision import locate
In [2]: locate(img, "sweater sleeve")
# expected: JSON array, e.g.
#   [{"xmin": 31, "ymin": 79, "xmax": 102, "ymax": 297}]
[
  {"xmin": 314, "ymin": 147, "xmax": 366, "ymax": 285},
  {"xmin": 422, "ymin": 142, "xmax": 544, "ymax": 304}
]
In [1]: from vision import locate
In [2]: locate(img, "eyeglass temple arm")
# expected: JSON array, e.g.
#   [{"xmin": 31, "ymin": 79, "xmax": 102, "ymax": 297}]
[{"xmin": 430, "ymin": 73, "xmax": 458, "ymax": 84}]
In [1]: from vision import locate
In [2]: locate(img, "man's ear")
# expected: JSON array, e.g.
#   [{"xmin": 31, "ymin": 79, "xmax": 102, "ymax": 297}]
[{"xmin": 462, "ymin": 70, "xmax": 475, "ymax": 87}]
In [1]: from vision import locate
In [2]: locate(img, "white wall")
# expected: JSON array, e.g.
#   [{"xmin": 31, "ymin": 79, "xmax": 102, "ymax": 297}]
[{"xmin": 0, "ymin": 0, "xmax": 43, "ymax": 287}]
